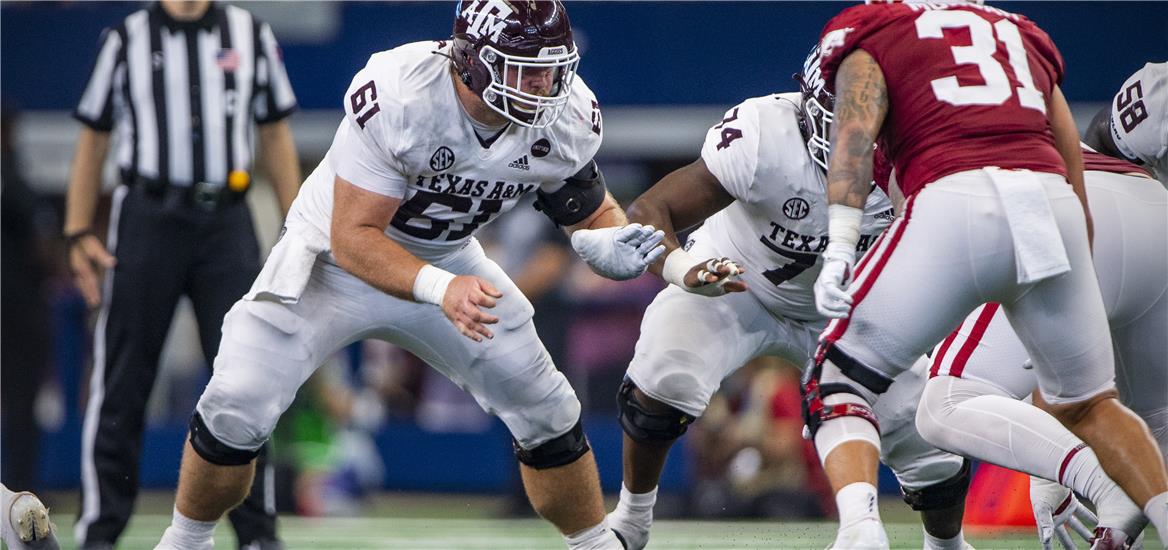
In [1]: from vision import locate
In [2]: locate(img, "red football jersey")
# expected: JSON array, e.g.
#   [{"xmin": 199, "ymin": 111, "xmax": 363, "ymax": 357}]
[
  {"xmin": 819, "ymin": 2, "xmax": 1068, "ymax": 198},
  {"xmin": 1082, "ymin": 147, "xmax": 1153, "ymax": 177}
]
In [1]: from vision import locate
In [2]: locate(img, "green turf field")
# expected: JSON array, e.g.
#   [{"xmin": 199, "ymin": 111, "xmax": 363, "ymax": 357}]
[
  {"xmin": 52, "ymin": 514, "xmax": 1051, "ymax": 549},
  {"xmin": 44, "ymin": 493, "xmax": 1162, "ymax": 549}
]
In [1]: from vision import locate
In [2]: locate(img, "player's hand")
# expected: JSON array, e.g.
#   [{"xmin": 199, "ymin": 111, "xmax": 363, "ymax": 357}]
[
  {"xmin": 68, "ymin": 233, "xmax": 117, "ymax": 308},
  {"xmin": 1030, "ymin": 476, "xmax": 1096, "ymax": 550},
  {"xmin": 441, "ymin": 275, "xmax": 502, "ymax": 342},
  {"xmin": 681, "ymin": 257, "xmax": 747, "ymax": 296},
  {"xmin": 571, "ymin": 223, "xmax": 666, "ymax": 281},
  {"xmin": 814, "ymin": 249, "xmax": 854, "ymax": 319}
]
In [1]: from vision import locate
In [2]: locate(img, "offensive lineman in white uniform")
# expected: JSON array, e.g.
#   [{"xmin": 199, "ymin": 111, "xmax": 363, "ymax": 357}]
[
  {"xmin": 605, "ymin": 48, "xmax": 972, "ymax": 550},
  {"xmin": 1084, "ymin": 62, "xmax": 1168, "ymax": 186},
  {"xmin": 916, "ymin": 151, "xmax": 1168, "ymax": 548},
  {"xmin": 152, "ymin": 3, "xmax": 722, "ymax": 549}
]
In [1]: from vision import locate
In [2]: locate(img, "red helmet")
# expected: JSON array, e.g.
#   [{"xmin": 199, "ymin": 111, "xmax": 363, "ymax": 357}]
[
  {"xmin": 794, "ymin": 44, "xmax": 834, "ymax": 172},
  {"xmin": 452, "ymin": 0, "xmax": 580, "ymax": 128}
]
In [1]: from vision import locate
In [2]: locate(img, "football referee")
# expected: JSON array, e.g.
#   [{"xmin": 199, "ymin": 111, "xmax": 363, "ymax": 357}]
[{"xmin": 63, "ymin": 2, "xmax": 300, "ymax": 549}]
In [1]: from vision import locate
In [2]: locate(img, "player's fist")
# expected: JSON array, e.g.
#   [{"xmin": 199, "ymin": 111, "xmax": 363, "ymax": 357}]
[
  {"xmin": 441, "ymin": 275, "xmax": 502, "ymax": 343},
  {"xmin": 814, "ymin": 249, "xmax": 854, "ymax": 319},
  {"xmin": 571, "ymin": 223, "xmax": 666, "ymax": 281},
  {"xmin": 681, "ymin": 257, "xmax": 747, "ymax": 296},
  {"xmin": 1030, "ymin": 477, "xmax": 1095, "ymax": 550}
]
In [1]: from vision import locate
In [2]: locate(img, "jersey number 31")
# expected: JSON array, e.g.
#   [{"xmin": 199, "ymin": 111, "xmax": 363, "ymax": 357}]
[{"xmin": 916, "ymin": 11, "xmax": 1046, "ymax": 114}]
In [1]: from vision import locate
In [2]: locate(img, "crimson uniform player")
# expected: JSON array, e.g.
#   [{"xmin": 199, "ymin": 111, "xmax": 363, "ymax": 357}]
[
  {"xmin": 917, "ymin": 148, "xmax": 1167, "ymax": 548},
  {"xmin": 805, "ymin": 1, "xmax": 1168, "ymax": 548}
]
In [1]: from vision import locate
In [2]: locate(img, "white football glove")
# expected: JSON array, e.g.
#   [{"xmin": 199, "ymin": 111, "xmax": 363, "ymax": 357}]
[
  {"xmin": 1030, "ymin": 476, "xmax": 1096, "ymax": 550},
  {"xmin": 571, "ymin": 223, "xmax": 667, "ymax": 281},
  {"xmin": 814, "ymin": 249, "xmax": 854, "ymax": 319}
]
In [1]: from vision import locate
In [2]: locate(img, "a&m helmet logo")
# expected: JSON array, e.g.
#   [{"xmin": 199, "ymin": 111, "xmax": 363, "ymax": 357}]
[{"xmin": 459, "ymin": 0, "xmax": 514, "ymax": 43}]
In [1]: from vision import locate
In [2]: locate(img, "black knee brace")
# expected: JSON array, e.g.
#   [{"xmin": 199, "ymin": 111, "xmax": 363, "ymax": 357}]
[
  {"xmin": 514, "ymin": 420, "xmax": 591, "ymax": 470},
  {"xmin": 902, "ymin": 459, "xmax": 972, "ymax": 511},
  {"xmin": 801, "ymin": 350, "xmax": 882, "ymax": 441},
  {"xmin": 617, "ymin": 380, "xmax": 695, "ymax": 443},
  {"xmin": 823, "ymin": 345, "xmax": 893, "ymax": 394},
  {"xmin": 189, "ymin": 412, "xmax": 261, "ymax": 466}
]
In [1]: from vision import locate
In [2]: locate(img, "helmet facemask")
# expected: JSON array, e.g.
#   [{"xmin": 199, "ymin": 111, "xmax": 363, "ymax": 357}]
[
  {"xmin": 796, "ymin": 44, "xmax": 835, "ymax": 173},
  {"xmin": 479, "ymin": 43, "xmax": 579, "ymax": 128},
  {"xmin": 802, "ymin": 93, "xmax": 833, "ymax": 173}
]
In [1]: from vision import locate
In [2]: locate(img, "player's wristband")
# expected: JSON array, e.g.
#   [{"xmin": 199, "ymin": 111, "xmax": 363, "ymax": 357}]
[
  {"xmin": 826, "ymin": 204, "xmax": 863, "ymax": 262},
  {"xmin": 412, "ymin": 264, "xmax": 456, "ymax": 306},
  {"xmin": 662, "ymin": 247, "xmax": 698, "ymax": 288}
]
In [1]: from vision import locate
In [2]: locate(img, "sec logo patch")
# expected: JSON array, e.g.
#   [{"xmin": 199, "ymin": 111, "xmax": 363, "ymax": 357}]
[
  {"xmin": 783, "ymin": 198, "xmax": 810, "ymax": 220},
  {"xmin": 429, "ymin": 146, "xmax": 455, "ymax": 171}
]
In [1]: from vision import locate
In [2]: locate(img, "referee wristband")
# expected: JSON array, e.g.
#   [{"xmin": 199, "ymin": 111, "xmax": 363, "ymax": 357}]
[
  {"xmin": 826, "ymin": 204, "xmax": 863, "ymax": 261},
  {"xmin": 412, "ymin": 264, "xmax": 456, "ymax": 306},
  {"xmin": 64, "ymin": 228, "xmax": 94, "ymax": 247},
  {"xmin": 662, "ymin": 247, "xmax": 698, "ymax": 288}
]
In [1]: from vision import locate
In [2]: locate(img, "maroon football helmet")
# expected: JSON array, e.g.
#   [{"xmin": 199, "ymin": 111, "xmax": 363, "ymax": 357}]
[
  {"xmin": 452, "ymin": 0, "xmax": 579, "ymax": 128},
  {"xmin": 795, "ymin": 44, "xmax": 834, "ymax": 173}
]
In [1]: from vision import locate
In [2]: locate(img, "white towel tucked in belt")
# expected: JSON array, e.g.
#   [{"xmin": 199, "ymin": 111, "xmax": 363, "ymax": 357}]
[
  {"xmin": 984, "ymin": 167, "xmax": 1071, "ymax": 284},
  {"xmin": 244, "ymin": 225, "xmax": 330, "ymax": 304}
]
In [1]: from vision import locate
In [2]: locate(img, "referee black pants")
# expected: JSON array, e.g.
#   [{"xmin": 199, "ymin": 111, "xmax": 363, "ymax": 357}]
[{"xmin": 77, "ymin": 185, "xmax": 277, "ymax": 548}]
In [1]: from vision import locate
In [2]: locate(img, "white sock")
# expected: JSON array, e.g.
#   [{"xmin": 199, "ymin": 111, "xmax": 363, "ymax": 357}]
[
  {"xmin": 1145, "ymin": 492, "xmax": 1168, "ymax": 540},
  {"xmin": 922, "ymin": 528, "xmax": 966, "ymax": 550},
  {"xmin": 564, "ymin": 518, "xmax": 621, "ymax": 550},
  {"xmin": 616, "ymin": 484, "xmax": 657, "ymax": 514},
  {"xmin": 163, "ymin": 506, "xmax": 217, "ymax": 544},
  {"xmin": 836, "ymin": 482, "xmax": 881, "ymax": 529},
  {"xmin": 1060, "ymin": 446, "xmax": 1146, "ymax": 535}
]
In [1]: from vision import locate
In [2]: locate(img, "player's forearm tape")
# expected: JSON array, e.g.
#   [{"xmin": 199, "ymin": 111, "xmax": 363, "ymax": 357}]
[
  {"xmin": 413, "ymin": 264, "xmax": 456, "ymax": 306},
  {"xmin": 826, "ymin": 204, "xmax": 863, "ymax": 260},
  {"xmin": 662, "ymin": 247, "xmax": 698, "ymax": 288}
]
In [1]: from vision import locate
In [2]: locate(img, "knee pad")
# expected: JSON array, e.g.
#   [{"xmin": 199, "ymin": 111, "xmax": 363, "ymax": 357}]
[
  {"xmin": 189, "ymin": 412, "xmax": 261, "ymax": 466},
  {"xmin": 617, "ymin": 379, "xmax": 696, "ymax": 443},
  {"xmin": 901, "ymin": 459, "xmax": 972, "ymax": 511},
  {"xmin": 514, "ymin": 419, "xmax": 590, "ymax": 470},
  {"xmin": 801, "ymin": 351, "xmax": 882, "ymax": 441}
]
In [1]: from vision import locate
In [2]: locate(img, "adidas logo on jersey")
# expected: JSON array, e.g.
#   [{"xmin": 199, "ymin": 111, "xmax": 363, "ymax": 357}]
[{"xmin": 508, "ymin": 155, "xmax": 530, "ymax": 171}]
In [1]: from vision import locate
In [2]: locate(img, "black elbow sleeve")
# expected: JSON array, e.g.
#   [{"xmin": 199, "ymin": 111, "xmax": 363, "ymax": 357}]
[{"xmin": 534, "ymin": 160, "xmax": 607, "ymax": 226}]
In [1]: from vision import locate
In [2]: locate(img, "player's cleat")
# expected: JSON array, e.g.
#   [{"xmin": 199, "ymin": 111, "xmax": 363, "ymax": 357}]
[
  {"xmin": 829, "ymin": 519, "xmax": 890, "ymax": 550},
  {"xmin": 2, "ymin": 488, "xmax": 59, "ymax": 550},
  {"xmin": 606, "ymin": 510, "xmax": 650, "ymax": 550},
  {"xmin": 1088, "ymin": 527, "xmax": 1136, "ymax": 550}
]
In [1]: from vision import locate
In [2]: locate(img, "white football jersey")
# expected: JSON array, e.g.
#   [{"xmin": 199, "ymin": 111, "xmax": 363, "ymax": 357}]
[
  {"xmin": 693, "ymin": 93, "xmax": 894, "ymax": 321},
  {"xmin": 288, "ymin": 41, "xmax": 602, "ymax": 260},
  {"xmin": 1109, "ymin": 62, "xmax": 1167, "ymax": 186}
]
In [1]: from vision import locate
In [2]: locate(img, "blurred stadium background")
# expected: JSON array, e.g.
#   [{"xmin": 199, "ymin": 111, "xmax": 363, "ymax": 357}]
[{"xmin": 2, "ymin": 2, "xmax": 1166, "ymax": 548}]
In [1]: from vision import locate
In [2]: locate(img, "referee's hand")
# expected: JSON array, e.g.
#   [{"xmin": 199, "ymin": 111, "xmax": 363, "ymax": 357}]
[{"xmin": 69, "ymin": 235, "xmax": 117, "ymax": 307}]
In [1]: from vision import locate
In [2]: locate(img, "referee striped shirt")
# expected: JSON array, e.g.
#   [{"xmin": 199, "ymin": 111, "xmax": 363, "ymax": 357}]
[{"xmin": 74, "ymin": 2, "xmax": 297, "ymax": 188}]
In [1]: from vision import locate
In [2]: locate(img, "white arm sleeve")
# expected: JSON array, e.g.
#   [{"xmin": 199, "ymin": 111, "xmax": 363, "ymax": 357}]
[
  {"xmin": 330, "ymin": 68, "xmax": 410, "ymax": 198},
  {"xmin": 699, "ymin": 100, "xmax": 762, "ymax": 202}
]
